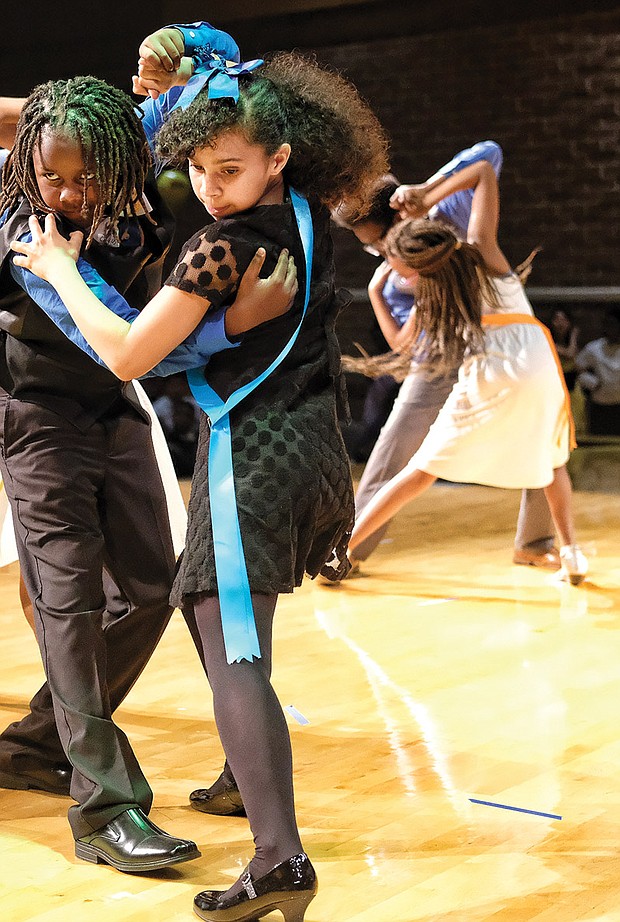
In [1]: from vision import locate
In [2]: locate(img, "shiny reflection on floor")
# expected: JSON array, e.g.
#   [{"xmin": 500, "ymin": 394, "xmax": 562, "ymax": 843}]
[{"xmin": 0, "ymin": 453, "xmax": 619, "ymax": 921}]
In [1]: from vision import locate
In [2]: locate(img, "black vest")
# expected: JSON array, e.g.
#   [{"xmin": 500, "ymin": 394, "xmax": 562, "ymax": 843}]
[{"xmin": 0, "ymin": 184, "xmax": 173, "ymax": 429}]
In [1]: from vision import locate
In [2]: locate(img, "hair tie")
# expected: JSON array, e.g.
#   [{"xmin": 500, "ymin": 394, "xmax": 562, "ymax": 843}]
[
  {"xmin": 454, "ymin": 239, "xmax": 462, "ymax": 250},
  {"xmin": 198, "ymin": 52, "xmax": 264, "ymax": 102}
]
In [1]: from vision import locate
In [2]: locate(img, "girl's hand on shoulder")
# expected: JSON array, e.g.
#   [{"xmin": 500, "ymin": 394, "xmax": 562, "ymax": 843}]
[
  {"xmin": 225, "ymin": 248, "xmax": 298, "ymax": 336},
  {"xmin": 11, "ymin": 214, "xmax": 82, "ymax": 282}
]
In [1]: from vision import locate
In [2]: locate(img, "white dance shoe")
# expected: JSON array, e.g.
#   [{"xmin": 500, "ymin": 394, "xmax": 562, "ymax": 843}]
[{"xmin": 559, "ymin": 545, "xmax": 588, "ymax": 586}]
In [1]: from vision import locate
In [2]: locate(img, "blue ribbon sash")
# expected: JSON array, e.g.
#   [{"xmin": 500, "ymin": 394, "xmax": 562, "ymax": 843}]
[{"xmin": 186, "ymin": 188, "xmax": 313, "ymax": 663}]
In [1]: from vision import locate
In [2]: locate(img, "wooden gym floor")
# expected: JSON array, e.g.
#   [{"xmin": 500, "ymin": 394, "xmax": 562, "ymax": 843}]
[{"xmin": 0, "ymin": 444, "xmax": 619, "ymax": 922}]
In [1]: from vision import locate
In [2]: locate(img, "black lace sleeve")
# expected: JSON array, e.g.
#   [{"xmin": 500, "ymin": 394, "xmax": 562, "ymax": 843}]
[{"xmin": 165, "ymin": 227, "xmax": 241, "ymax": 310}]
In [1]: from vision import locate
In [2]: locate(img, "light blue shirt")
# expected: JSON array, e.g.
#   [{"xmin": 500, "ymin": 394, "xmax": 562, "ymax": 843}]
[
  {"xmin": 382, "ymin": 140, "xmax": 504, "ymax": 328},
  {"xmin": 430, "ymin": 140, "xmax": 503, "ymax": 237},
  {"xmin": 382, "ymin": 273, "xmax": 414, "ymax": 329},
  {"xmin": 9, "ymin": 246, "xmax": 234, "ymax": 376}
]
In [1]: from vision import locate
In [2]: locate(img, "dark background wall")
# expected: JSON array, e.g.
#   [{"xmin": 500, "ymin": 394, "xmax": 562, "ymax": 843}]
[
  {"xmin": 2, "ymin": 0, "xmax": 619, "ymax": 351},
  {"xmin": 316, "ymin": 4, "xmax": 620, "ymax": 297}
]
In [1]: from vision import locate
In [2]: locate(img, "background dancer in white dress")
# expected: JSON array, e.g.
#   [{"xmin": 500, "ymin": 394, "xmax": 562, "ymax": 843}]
[
  {"xmin": 336, "ymin": 142, "xmax": 560, "ymax": 575},
  {"xmin": 346, "ymin": 158, "xmax": 588, "ymax": 585}
]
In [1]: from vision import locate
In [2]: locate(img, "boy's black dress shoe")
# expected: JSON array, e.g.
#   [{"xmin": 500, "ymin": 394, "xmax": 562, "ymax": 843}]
[
  {"xmin": 75, "ymin": 807, "xmax": 201, "ymax": 873},
  {"xmin": 194, "ymin": 853, "xmax": 317, "ymax": 922},
  {"xmin": 190, "ymin": 772, "xmax": 246, "ymax": 817},
  {"xmin": 0, "ymin": 763, "xmax": 72, "ymax": 796}
]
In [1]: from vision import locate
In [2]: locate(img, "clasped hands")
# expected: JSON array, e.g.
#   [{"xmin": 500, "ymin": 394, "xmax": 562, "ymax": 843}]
[
  {"xmin": 389, "ymin": 183, "xmax": 429, "ymax": 220},
  {"xmin": 132, "ymin": 28, "xmax": 192, "ymax": 99}
]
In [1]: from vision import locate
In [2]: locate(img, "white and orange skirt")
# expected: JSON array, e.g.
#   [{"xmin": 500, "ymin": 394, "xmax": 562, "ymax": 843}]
[{"xmin": 408, "ymin": 309, "xmax": 574, "ymax": 490}]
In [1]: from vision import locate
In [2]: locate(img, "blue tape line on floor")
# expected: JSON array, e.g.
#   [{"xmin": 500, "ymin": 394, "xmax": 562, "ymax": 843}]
[{"xmin": 470, "ymin": 798, "xmax": 562, "ymax": 820}]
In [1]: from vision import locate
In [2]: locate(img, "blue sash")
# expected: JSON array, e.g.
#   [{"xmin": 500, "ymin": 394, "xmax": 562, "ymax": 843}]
[{"xmin": 186, "ymin": 189, "xmax": 313, "ymax": 663}]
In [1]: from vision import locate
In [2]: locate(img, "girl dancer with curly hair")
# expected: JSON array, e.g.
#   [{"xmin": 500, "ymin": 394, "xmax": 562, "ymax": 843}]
[{"xmin": 14, "ymin": 22, "xmax": 389, "ymax": 920}]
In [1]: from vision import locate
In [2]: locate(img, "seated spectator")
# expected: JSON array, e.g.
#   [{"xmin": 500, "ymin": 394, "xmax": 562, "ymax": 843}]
[
  {"xmin": 549, "ymin": 308, "xmax": 580, "ymax": 391},
  {"xmin": 575, "ymin": 306, "xmax": 620, "ymax": 436}
]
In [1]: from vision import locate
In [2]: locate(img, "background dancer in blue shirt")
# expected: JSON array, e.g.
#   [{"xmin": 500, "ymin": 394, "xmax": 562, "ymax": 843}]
[
  {"xmin": 345, "ymin": 159, "xmax": 587, "ymax": 585},
  {"xmin": 337, "ymin": 141, "xmax": 561, "ymax": 576}
]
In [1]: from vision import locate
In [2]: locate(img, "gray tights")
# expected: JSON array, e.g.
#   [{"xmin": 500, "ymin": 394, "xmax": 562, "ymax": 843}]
[{"xmin": 183, "ymin": 592, "xmax": 303, "ymax": 888}]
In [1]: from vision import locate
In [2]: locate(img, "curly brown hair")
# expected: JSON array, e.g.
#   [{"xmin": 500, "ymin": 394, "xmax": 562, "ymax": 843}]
[
  {"xmin": 0, "ymin": 76, "xmax": 151, "ymax": 247},
  {"xmin": 155, "ymin": 51, "xmax": 389, "ymax": 212}
]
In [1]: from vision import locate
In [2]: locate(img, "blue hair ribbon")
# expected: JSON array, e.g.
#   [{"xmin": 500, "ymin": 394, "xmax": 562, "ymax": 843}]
[
  {"xmin": 195, "ymin": 53, "xmax": 264, "ymax": 102},
  {"xmin": 186, "ymin": 189, "xmax": 313, "ymax": 664}
]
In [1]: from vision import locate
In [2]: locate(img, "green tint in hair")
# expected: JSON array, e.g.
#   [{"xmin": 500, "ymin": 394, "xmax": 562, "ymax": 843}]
[
  {"xmin": 155, "ymin": 51, "xmax": 389, "ymax": 213},
  {"xmin": 0, "ymin": 76, "xmax": 151, "ymax": 246}
]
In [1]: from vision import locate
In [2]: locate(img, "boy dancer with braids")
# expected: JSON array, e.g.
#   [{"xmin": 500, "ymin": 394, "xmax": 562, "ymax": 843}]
[{"xmin": 0, "ymin": 21, "xmax": 295, "ymax": 873}]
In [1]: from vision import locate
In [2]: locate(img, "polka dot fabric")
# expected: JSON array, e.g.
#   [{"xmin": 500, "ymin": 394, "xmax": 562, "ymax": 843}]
[
  {"xmin": 167, "ymin": 234, "xmax": 238, "ymax": 308},
  {"xmin": 168, "ymin": 200, "xmax": 354, "ymax": 603},
  {"xmin": 173, "ymin": 388, "xmax": 354, "ymax": 599}
]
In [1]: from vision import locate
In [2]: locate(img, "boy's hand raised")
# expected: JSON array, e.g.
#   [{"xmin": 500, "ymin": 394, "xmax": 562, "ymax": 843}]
[
  {"xmin": 390, "ymin": 183, "xmax": 429, "ymax": 219},
  {"xmin": 139, "ymin": 28, "xmax": 185, "ymax": 73},
  {"xmin": 225, "ymin": 248, "xmax": 298, "ymax": 336},
  {"xmin": 133, "ymin": 28, "xmax": 192, "ymax": 99},
  {"xmin": 132, "ymin": 58, "xmax": 194, "ymax": 99}
]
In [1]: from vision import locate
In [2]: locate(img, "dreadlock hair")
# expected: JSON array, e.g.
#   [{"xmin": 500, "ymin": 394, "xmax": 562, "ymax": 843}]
[
  {"xmin": 0, "ymin": 76, "xmax": 151, "ymax": 246},
  {"xmin": 155, "ymin": 51, "xmax": 389, "ymax": 214}
]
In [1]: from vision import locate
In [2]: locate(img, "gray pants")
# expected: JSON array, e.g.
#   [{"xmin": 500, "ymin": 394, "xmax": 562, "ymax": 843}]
[
  {"xmin": 353, "ymin": 364, "xmax": 555, "ymax": 560},
  {"xmin": 0, "ymin": 396, "xmax": 175, "ymax": 838}
]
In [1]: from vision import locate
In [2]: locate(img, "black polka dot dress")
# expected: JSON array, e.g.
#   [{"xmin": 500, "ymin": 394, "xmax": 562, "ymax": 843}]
[{"xmin": 167, "ymin": 198, "xmax": 354, "ymax": 603}]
